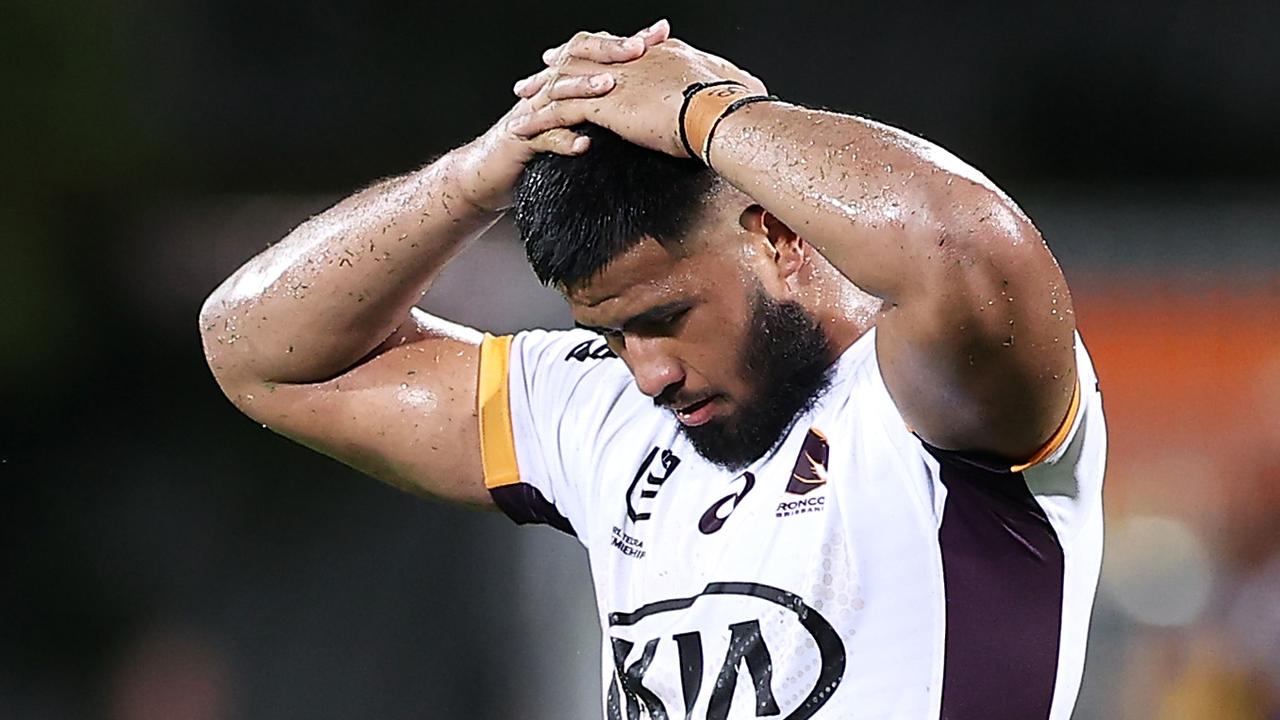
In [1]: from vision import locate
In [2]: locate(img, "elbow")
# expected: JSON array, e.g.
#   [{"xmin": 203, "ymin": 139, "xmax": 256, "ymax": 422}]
[
  {"xmin": 198, "ymin": 290, "xmax": 223, "ymax": 369},
  {"xmin": 198, "ymin": 286, "xmax": 251, "ymax": 398},
  {"xmin": 918, "ymin": 190, "xmax": 1069, "ymax": 320},
  {"xmin": 198, "ymin": 286, "xmax": 229, "ymax": 363},
  {"xmin": 931, "ymin": 181, "xmax": 1038, "ymax": 248},
  {"xmin": 926, "ymin": 187, "xmax": 1055, "ymax": 282},
  {"xmin": 198, "ymin": 287, "xmax": 224, "ymax": 342}
]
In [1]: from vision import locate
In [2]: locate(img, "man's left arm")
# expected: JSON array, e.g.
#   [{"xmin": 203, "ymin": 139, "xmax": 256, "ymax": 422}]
[
  {"xmin": 510, "ymin": 32, "xmax": 1076, "ymax": 462},
  {"xmin": 707, "ymin": 101, "xmax": 1077, "ymax": 462}
]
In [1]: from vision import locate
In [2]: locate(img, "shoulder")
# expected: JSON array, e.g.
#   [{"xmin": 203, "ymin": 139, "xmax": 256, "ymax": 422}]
[
  {"xmin": 511, "ymin": 327, "xmax": 623, "ymax": 369},
  {"xmin": 488, "ymin": 328, "xmax": 651, "ymax": 431},
  {"xmin": 481, "ymin": 328, "xmax": 672, "ymax": 540},
  {"xmin": 503, "ymin": 327, "xmax": 633, "ymax": 393}
]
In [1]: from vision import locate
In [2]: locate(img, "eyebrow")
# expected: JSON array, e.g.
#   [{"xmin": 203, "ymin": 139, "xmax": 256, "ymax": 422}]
[{"xmin": 574, "ymin": 301, "xmax": 691, "ymax": 334}]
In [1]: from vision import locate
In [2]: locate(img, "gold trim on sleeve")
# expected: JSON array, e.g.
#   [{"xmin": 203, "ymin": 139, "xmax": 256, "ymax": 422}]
[
  {"xmin": 1011, "ymin": 381, "xmax": 1082, "ymax": 473},
  {"xmin": 477, "ymin": 334, "xmax": 520, "ymax": 489}
]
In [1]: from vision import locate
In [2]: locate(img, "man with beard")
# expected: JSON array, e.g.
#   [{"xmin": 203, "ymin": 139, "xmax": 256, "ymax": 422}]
[{"xmin": 200, "ymin": 20, "xmax": 1105, "ymax": 720}]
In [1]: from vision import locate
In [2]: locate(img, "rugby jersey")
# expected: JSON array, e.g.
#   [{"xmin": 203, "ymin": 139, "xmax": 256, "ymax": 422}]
[{"xmin": 477, "ymin": 327, "xmax": 1106, "ymax": 720}]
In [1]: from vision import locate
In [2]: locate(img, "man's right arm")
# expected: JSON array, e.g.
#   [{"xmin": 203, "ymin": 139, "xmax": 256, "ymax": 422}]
[
  {"xmin": 197, "ymin": 26, "xmax": 668, "ymax": 507},
  {"xmin": 198, "ymin": 152, "xmax": 503, "ymax": 506}
]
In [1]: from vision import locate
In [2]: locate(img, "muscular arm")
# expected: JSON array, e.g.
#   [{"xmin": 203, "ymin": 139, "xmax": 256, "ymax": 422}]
[
  {"xmin": 510, "ymin": 34, "xmax": 1076, "ymax": 461},
  {"xmin": 198, "ymin": 25, "xmax": 668, "ymax": 505},
  {"xmin": 202, "ymin": 157, "xmax": 496, "ymax": 385},
  {"xmin": 709, "ymin": 104, "xmax": 1075, "ymax": 460},
  {"xmin": 199, "ymin": 153, "xmax": 501, "ymax": 505}
]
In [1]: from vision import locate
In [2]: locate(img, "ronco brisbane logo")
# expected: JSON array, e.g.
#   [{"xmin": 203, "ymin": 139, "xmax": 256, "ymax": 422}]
[{"xmin": 605, "ymin": 582, "xmax": 846, "ymax": 720}]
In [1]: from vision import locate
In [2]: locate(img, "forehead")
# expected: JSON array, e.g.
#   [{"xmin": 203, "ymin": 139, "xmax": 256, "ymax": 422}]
[
  {"xmin": 565, "ymin": 236, "xmax": 741, "ymax": 322},
  {"xmin": 566, "ymin": 237, "xmax": 693, "ymax": 308}
]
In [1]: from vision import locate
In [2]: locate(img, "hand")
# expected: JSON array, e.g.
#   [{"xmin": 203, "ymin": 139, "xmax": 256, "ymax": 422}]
[
  {"xmin": 508, "ymin": 30, "xmax": 766, "ymax": 158},
  {"xmin": 451, "ymin": 22, "xmax": 671, "ymax": 213},
  {"xmin": 513, "ymin": 20, "xmax": 672, "ymax": 98}
]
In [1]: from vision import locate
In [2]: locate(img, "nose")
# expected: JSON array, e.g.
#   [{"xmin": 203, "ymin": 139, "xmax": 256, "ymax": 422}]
[{"xmin": 625, "ymin": 337, "xmax": 685, "ymax": 399}]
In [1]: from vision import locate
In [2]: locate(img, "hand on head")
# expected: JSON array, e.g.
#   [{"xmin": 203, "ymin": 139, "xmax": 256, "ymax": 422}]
[
  {"xmin": 454, "ymin": 21, "xmax": 763, "ymax": 213},
  {"xmin": 503, "ymin": 20, "xmax": 672, "ymax": 158},
  {"xmin": 516, "ymin": 19, "xmax": 672, "ymax": 98},
  {"xmin": 507, "ymin": 21, "xmax": 767, "ymax": 159}
]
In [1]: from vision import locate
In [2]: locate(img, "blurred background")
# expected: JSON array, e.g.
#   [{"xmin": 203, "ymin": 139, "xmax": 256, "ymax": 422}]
[{"xmin": 3, "ymin": 1, "xmax": 1279, "ymax": 718}]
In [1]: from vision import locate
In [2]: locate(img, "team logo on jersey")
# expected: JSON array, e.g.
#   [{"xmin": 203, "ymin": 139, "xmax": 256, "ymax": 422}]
[
  {"xmin": 614, "ymin": 447, "xmax": 681, "ymax": 559},
  {"xmin": 698, "ymin": 471, "xmax": 756, "ymax": 535},
  {"xmin": 564, "ymin": 337, "xmax": 617, "ymax": 362},
  {"xmin": 606, "ymin": 581, "xmax": 845, "ymax": 720},
  {"xmin": 778, "ymin": 428, "xmax": 829, "ymax": 519},
  {"xmin": 627, "ymin": 446, "xmax": 681, "ymax": 523},
  {"xmin": 786, "ymin": 428, "xmax": 830, "ymax": 495}
]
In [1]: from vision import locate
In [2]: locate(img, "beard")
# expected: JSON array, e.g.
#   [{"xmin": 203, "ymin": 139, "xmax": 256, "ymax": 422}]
[{"xmin": 678, "ymin": 290, "xmax": 834, "ymax": 470}]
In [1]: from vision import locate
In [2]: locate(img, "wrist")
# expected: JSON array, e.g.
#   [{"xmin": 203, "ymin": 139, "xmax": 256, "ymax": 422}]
[
  {"xmin": 442, "ymin": 140, "xmax": 511, "ymax": 217},
  {"xmin": 680, "ymin": 83, "xmax": 777, "ymax": 166}
]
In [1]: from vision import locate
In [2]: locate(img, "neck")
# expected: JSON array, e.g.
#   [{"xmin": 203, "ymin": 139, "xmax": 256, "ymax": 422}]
[{"xmin": 800, "ymin": 262, "xmax": 885, "ymax": 364}]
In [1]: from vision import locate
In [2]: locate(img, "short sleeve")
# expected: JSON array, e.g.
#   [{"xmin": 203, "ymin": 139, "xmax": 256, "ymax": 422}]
[
  {"xmin": 892, "ymin": 331, "xmax": 1107, "ymax": 547},
  {"xmin": 1016, "ymin": 334, "xmax": 1107, "ymax": 546},
  {"xmin": 477, "ymin": 328, "xmax": 625, "ymax": 543}
]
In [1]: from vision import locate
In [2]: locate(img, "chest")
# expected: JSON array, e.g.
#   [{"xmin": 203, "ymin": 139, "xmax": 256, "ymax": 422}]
[
  {"xmin": 588, "ymin": 418, "xmax": 943, "ymax": 611},
  {"xmin": 584, "ymin": 421, "xmax": 949, "ymax": 718}
]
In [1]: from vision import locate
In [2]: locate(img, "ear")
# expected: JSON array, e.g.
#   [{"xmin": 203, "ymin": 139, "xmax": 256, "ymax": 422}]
[{"xmin": 739, "ymin": 205, "xmax": 805, "ymax": 284}]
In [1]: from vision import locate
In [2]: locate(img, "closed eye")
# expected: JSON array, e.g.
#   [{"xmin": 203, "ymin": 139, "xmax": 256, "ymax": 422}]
[
  {"xmin": 574, "ymin": 302, "xmax": 695, "ymax": 339},
  {"xmin": 631, "ymin": 307, "xmax": 690, "ymax": 336},
  {"xmin": 575, "ymin": 321, "xmax": 622, "ymax": 338}
]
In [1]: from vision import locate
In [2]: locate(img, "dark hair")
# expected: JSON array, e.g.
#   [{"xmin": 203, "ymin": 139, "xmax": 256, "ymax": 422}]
[{"xmin": 513, "ymin": 124, "xmax": 717, "ymax": 287}]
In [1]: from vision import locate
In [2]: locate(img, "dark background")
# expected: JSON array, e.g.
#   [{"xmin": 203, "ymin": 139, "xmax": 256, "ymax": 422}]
[{"xmin": 4, "ymin": 1, "xmax": 1279, "ymax": 718}]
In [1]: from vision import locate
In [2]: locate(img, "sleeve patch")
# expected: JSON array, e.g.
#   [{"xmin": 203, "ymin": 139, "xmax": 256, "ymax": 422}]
[
  {"xmin": 1010, "ymin": 381, "xmax": 1082, "ymax": 473},
  {"xmin": 477, "ymin": 334, "xmax": 520, "ymax": 489}
]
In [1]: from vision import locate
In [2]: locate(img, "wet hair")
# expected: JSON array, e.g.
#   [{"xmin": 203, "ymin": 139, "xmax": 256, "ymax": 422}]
[{"xmin": 513, "ymin": 124, "xmax": 717, "ymax": 287}]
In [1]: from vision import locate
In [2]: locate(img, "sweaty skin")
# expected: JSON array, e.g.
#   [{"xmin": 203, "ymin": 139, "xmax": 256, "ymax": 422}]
[
  {"xmin": 511, "ymin": 37, "xmax": 1075, "ymax": 460},
  {"xmin": 199, "ymin": 22, "xmax": 671, "ymax": 505},
  {"xmin": 710, "ymin": 107, "xmax": 1075, "ymax": 459},
  {"xmin": 202, "ymin": 21, "xmax": 1073, "ymax": 511}
]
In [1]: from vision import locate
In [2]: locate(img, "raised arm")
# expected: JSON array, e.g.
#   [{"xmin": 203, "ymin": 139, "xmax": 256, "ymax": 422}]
[
  {"xmin": 706, "ymin": 103, "xmax": 1075, "ymax": 461},
  {"xmin": 510, "ymin": 34, "xmax": 1075, "ymax": 462},
  {"xmin": 199, "ymin": 153, "xmax": 498, "ymax": 505},
  {"xmin": 198, "ymin": 23, "xmax": 669, "ymax": 504}
]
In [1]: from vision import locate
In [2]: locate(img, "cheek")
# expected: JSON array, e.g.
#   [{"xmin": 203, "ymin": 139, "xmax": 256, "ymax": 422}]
[{"xmin": 682, "ymin": 303, "xmax": 754, "ymax": 393}]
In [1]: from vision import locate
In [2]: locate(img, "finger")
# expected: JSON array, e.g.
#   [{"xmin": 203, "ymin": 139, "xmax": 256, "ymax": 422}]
[
  {"xmin": 634, "ymin": 18, "xmax": 670, "ymax": 46},
  {"xmin": 509, "ymin": 99, "xmax": 593, "ymax": 140},
  {"xmin": 541, "ymin": 30, "xmax": 607, "ymax": 66},
  {"xmin": 546, "ymin": 30, "xmax": 644, "ymax": 66},
  {"xmin": 527, "ymin": 128, "xmax": 590, "ymax": 156},
  {"xmin": 541, "ymin": 43, "xmax": 565, "ymax": 66},
  {"xmin": 541, "ymin": 43, "xmax": 566, "ymax": 66},
  {"xmin": 538, "ymin": 22, "xmax": 664, "ymax": 70},
  {"xmin": 513, "ymin": 66, "xmax": 557, "ymax": 98},
  {"xmin": 571, "ymin": 33, "xmax": 644, "ymax": 63},
  {"xmin": 543, "ymin": 72, "xmax": 613, "ymax": 101},
  {"xmin": 540, "ymin": 29, "xmax": 613, "ymax": 64}
]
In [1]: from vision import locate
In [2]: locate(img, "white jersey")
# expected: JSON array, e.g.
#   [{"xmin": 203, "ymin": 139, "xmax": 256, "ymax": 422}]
[{"xmin": 477, "ymin": 327, "xmax": 1106, "ymax": 720}]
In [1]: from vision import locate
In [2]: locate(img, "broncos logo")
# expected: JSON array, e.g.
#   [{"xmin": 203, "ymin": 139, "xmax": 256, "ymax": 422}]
[{"xmin": 786, "ymin": 428, "xmax": 830, "ymax": 495}]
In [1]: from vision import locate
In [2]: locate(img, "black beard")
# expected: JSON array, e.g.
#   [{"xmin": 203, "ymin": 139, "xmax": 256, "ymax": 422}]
[{"xmin": 679, "ymin": 290, "xmax": 834, "ymax": 470}]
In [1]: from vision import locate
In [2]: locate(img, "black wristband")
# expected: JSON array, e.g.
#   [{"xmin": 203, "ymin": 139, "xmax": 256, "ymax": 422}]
[
  {"xmin": 679, "ymin": 80, "xmax": 746, "ymax": 159},
  {"xmin": 703, "ymin": 94, "xmax": 778, "ymax": 168}
]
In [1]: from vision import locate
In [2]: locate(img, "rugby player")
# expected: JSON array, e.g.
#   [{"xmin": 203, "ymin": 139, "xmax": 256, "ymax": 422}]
[{"xmin": 200, "ymin": 20, "xmax": 1106, "ymax": 719}]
